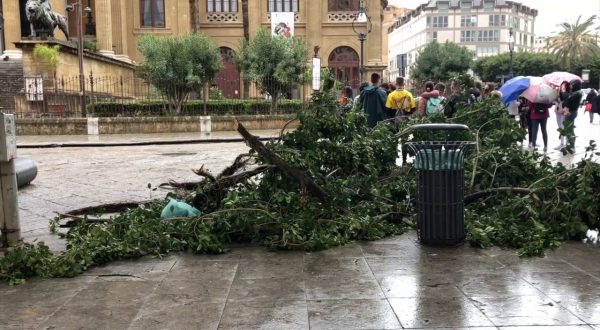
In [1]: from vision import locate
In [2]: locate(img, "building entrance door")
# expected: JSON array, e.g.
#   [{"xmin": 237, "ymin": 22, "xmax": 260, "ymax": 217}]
[{"xmin": 328, "ymin": 46, "xmax": 360, "ymax": 90}]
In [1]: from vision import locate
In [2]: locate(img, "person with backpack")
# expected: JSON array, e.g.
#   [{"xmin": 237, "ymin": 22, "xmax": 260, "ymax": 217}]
[
  {"xmin": 563, "ymin": 79, "xmax": 584, "ymax": 147},
  {"xmin": 418, "ymin": 81, "xmax": 441, "ymax": 116},
  {"xmin": 360, "ymin": 73, "xmax": 388, "ymax": 128},
  {"xmin": 527, "ymin": 100, "xmax": 551, "ymax": 152},
  {"xmin": 385, "ymin": 77, "xmax": 416, "ymax": 121}
]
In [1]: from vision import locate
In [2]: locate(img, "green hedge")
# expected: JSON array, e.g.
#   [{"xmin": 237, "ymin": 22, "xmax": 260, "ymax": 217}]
[{"xmin": 87, "ymin": 100, "xmax": 305, "ymax": 117}]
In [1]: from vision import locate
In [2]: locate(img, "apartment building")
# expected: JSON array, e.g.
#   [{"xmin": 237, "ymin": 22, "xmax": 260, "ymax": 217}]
[{"xmin": 387, "ymin": 0, "xmax": 537, "ymax": 80}]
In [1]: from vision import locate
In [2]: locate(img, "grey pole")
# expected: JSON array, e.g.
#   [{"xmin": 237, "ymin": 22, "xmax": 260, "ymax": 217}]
[{"xmin": 0, "ymin": 114, "xmax": 20, "ymax": 246}]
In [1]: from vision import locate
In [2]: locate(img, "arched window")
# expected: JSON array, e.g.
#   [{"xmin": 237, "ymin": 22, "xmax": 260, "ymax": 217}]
[
  {"xmin": 328, "ymin": 46, "xmax": 360, "ymax": 88},
  {"xmin": 328, "ymin": 0, "xmax": 359, "ymax": 11}
]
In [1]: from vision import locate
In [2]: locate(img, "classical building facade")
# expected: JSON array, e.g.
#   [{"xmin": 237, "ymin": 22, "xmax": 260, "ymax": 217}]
[
  {"xmin": 1, "ymin": 0, "xmax": 389, "ymax": 97},
  {"xmin": 387, "ymin": 0, "xmax": 537, "ymax": 80}
]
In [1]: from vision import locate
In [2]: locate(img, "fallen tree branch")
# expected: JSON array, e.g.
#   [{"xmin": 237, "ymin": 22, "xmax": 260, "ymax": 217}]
[
  {"xmin": 464, "ymin": 187, "xmax": 533, "ymax": 206},
  {"xmin": 218, "ymin": 153, "xmax": 253, "ymax": 178},
  {"xmin": 192, "ymin": 165, "xmax": 216, "ymax": 182},
  {"xmin": 277, "ymin": 117, "xmax": 300, "ymax": 143},
  {"xmin": 159, "ymin": 180, "xmax": 204, "ymax": 190},
  {"xmin": 235, "ymin": 119, "xmax": 329, "ymax": 201},
  {"xmin": 60, "ymin": 201, "xmax": 154, "ymax": 217}
]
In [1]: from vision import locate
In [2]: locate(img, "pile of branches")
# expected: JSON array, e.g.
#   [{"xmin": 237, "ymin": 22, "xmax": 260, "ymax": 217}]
[{"xmin": 1, "ymin": 89, "xmax": 599, "ymax": 285}]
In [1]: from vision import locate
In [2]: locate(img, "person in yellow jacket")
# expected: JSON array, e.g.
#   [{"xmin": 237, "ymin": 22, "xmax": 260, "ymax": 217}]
[{"xmin": 385, "ymin": 77, "xmax": 416, "ymax": 122}]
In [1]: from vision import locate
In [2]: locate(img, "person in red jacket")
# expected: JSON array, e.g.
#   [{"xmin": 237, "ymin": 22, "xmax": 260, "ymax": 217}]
[
  {"xmin": 527, "ymin": 101, "xmax": 551, "ymax": 152},
  {"xmin": 418, "ymin": 81, "xmax": 440, "ymax": 116}
]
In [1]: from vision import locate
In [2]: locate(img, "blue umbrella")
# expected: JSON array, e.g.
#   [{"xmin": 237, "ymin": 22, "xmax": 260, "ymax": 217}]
[{"xmin": 499, "ymin": 76, "xmax": 531, "ymax": 104}]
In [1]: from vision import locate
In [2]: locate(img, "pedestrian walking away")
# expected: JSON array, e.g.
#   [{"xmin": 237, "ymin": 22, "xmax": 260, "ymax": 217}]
[
  {"xmin": 360, "ymin": 73, "xmax": 388, "ymax": 128},
  {"xmin": 554, "ymin": 81, "xmax": 570, "ymax": 149},
  {"xmin": 527, "ymin": 100, "xmax": 551, "ymax": 152}
]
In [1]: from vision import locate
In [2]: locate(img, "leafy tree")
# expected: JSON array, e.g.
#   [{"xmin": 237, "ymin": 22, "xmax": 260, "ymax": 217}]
[
  {"xmin": 473, "ymin": 52, "xmax": 561, "ymax": 82},
  {"xmin": 137, "ymin": 34, "xmax": 222, "ymax": 114},
  {"xmin": 550, "ymin": 15, "xmax": 600, "ymax": 71},
  {"xmin": 236, "ymin": 28, "xmax": 308, "ymax": 113},
  {"xmin": 411, "ymin": 41, "xmax": 474, "ymax": 82}
]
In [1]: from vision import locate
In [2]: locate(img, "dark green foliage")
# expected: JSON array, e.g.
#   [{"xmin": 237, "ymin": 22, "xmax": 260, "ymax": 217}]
[
  {"xmin": 473, "ymin": 52, "xmax": 561, "ymax": 83},
  {"xmin": 137, "ymin": 34, "xmax": 222, "ymax": 114},
  {"xmin": 411, "ymin": 41, "xmax": 474, "ymax": 82},
  {"xmin": 87, "ymin": 100, "xmax": 305, "ymax": 117}
]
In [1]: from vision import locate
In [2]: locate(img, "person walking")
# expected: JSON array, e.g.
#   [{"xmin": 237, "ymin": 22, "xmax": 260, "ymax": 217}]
[
  {"xmin": 585, "ymin": 88, "xmax": 598, "ymax": 123},
  {"xmin": 528, "ymin": 101, "xmax": 551, "ymax": 152},
  {"xmin": 517, "ymin": 96, "xmax": 532, "ymax": 146},
  {"xmin": 554, "ymin": 81, "xmax": 570, "ymax": 150},
  {"xmin": 563, "ymin": 79, "xmax": 584, "ymax": 147},
  {"xmin": 360, "ymin": 73, "xmax": 388, "ymax": 128},
  {"xmin": 445, "ymin": 80, "xmax": 462, "ymax": 118},
  {"xmin": 418, "ymin": 81, "xmax": 440, "ymax": 116},
  {"xmin": 385, "ymin": 77, "xmax": 416, "ymax": 121}
]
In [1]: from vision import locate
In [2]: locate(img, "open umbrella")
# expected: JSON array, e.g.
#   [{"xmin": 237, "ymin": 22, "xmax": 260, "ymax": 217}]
[
  {"xmin": 499, "ymin": 76, "xmax": 531, "ymax": 104},
  {"xmin": 543, "ymin": 72, "xmax": 583, "ymax": 88},
  {"xmin": 521, "ymin": 82, "xmax": 558, "ymax": 104}
]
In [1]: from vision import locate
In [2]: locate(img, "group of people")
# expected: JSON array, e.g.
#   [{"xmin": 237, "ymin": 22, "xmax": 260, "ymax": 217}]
[
  {"xmin": 514, "ymin": 79, "xmax": 585, "ymax": 152},
  {"xmin": 341, "ymin": 73, "xmax": 595, "ymax": 153},
  {"xmin": 344, "ymin": 73, "xmax": 497, "ymax": 129}
]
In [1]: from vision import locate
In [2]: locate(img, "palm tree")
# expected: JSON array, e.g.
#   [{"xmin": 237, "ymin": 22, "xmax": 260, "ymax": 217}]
[{"xmin": 550, "ymin": 15, "xmax": 600, "ymax": 71}]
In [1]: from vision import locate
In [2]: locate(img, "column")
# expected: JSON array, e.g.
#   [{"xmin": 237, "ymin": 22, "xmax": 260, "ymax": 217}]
[
  {"xmin": 95, "ymin": 0, "xmax": 114, "ymax": 56},
  {"xmin": 365, "ymin": 0, "xmax": 383, "ymax": 65},
  {"xmin": 2, "ymin": 0, "xmax": 23, "ymax": 58}
]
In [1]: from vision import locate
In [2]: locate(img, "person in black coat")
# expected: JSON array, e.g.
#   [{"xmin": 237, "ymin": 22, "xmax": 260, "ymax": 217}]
[
  {"xmin": 563, "ymin": 79, "xmax": 584, "ymax": 146},
  {"xmin": 586, "ymin": 89, "xmax": 598, "ymax": 123}
]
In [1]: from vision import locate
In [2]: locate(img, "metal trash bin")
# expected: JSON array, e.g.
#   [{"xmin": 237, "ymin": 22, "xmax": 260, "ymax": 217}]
[{"xmin": 406, "ymin": 124, "xmax": 474, "ymax": 245}]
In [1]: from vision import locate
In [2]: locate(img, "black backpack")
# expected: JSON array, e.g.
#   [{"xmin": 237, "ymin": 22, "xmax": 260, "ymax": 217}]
[{"xmin": 533, "ymin": 103, "xmax": 547, "ymax": 113}]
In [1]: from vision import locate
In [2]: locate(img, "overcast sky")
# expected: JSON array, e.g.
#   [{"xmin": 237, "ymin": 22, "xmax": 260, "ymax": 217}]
[{"xmin": 388, "ymin": 0, "xmax": 600, "ymax": 36}]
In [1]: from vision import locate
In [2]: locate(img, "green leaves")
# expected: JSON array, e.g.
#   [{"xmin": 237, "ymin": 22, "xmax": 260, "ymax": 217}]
[
  {"xmin": 411, "ymin": 41, "xmax": 474, "ymax": 82},
  {"xmin": 235, "ymin": 29, "xmax": 308, "ymax": 113},
  {"xmin": 137, "ymin": 34, "xmax": 222, "ymax": 114}
]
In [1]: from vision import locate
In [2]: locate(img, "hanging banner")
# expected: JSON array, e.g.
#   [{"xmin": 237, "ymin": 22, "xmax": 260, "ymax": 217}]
[
  {"xmin": 271, "ymin": 12, "xmax": 294, "ymax": 38},
  {"xmin": 312, "ymin": 57, "xmax": 321, "ymax": 91}
]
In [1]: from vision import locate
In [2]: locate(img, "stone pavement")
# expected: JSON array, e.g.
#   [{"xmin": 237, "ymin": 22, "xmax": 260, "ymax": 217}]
[{"xmin": 0, "ymin": 119, "xmax": 599, "ymax": 329}]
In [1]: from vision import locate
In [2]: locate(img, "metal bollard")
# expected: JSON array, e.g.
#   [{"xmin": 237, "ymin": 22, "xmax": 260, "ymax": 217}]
[{"xmin": 0, "ymin": 114, "xmax": 21, "ymax": 246}]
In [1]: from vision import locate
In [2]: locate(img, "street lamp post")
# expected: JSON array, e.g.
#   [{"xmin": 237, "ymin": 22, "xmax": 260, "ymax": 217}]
[
  {"xmin": 66, "ymin": 1, "xmax": 92, "ymax": 117},
  {"xmin": 508, "ymin": 27, "xmax": 515, "ymax": 79},
  {"xmin": 352, "ymin": 0, "xmax": 372, "ymax": 84}
]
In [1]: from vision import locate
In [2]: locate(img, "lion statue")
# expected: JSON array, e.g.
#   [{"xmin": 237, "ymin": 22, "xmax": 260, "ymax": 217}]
[{"xmin": 25, "ymin": 0, "xmax": 69, "ymax": 39}]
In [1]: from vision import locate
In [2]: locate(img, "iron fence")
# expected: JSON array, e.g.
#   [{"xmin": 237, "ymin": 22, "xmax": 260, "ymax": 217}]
[{"xmin": 10, "ymin": 73, "xmax": 312, "ymax": 118}]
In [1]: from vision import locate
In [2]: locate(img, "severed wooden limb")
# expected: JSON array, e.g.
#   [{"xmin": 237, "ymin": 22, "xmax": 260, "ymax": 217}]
[
  {"xmin": 159, "ymin": 180, "xmax": 204, "ymax": 190},
  {"xmin": 277, "ymin": 117, "xmax": 300, "ymax": 143},
  {"xmin": 234, "ymin": 119, "xmax": 329, "ymax": 201},
  {"xmin": 60, "ymin": 201, "xmax": 153, "ymax": 216},
  {"xmin": 218, "ymin": 153, "xmax": 253, "ymax": 178},
  {"xmin": 192, "ymin": 165, "xmax": 216, "ymax": 182}
]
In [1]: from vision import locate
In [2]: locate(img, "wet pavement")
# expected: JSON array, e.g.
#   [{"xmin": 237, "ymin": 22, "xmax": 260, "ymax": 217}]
[{"xmin": 0, "ymin": 118, "xmax": 599, "ymax": 329}]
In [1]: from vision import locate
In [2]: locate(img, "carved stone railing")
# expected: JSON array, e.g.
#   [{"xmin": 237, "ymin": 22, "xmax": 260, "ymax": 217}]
[
  {"xmin": 328, "ymin": 12, "xmax": 357, "ymax": 22},
  {"xmin": 206, "ymin": 13, "xmax": 239, "ymax": 23},
  {"xmin": 267, "ymin": 13, "xmax": 300, "ymax": 22}
]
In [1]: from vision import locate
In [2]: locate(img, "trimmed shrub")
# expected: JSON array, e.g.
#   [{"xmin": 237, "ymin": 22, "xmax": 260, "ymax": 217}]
[{"xmin": 87, "ymin": 99, "xmax": 306, "ymax": 117}]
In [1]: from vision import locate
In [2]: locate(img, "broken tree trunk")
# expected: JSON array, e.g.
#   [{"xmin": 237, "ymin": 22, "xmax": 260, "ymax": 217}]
[{"xmin": 234, "ymin": 119, "xmax": 330, "ymax": 201}]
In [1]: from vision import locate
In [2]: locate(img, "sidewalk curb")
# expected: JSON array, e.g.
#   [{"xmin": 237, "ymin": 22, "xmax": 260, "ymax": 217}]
[{"xmin": 17, "ymin": 136, "xmax": 277, "ymax": 149}]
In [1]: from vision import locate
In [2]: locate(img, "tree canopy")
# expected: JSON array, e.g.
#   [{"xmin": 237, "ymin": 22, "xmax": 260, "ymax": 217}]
[
  {"xmin": 550, "ymin": 15, "xmax": 600, "ymax": 71},
  {"xmin": 236, "ymin": 28, "xmax": 308, "ymax": 113},
  {"xmin": 410, "ymin": 41, "xmax": 474, "ymax": 82},
  {"xmin": 473, "ymin": 52, "xmax": 561, "ymax": 82},
  {"xmin": 137, "ymin": 33, "xmax": 222, "ymax": 114}
]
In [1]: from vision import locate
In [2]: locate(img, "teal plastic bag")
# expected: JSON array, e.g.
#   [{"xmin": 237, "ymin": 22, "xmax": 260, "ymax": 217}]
[{"xmin": 161, "ymin": 198, "xmax": 201, "ymax": 219}]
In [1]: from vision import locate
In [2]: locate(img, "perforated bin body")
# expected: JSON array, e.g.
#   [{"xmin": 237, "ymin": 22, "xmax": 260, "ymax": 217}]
[{"xmin": 405, "ymin": 124, "xmax": 473, "ymax": 246}]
